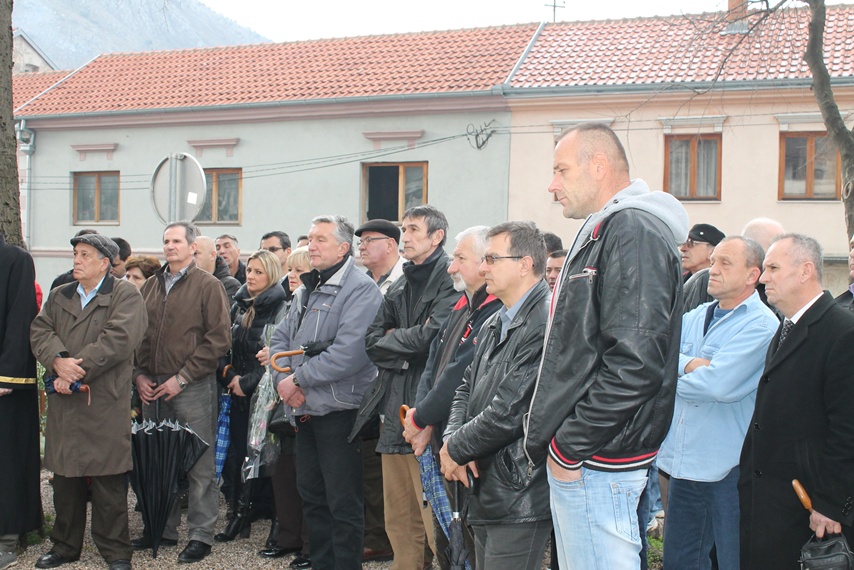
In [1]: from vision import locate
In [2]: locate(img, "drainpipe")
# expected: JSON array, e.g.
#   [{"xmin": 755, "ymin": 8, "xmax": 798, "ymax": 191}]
[{"xmin": 15, "ymin": 119, "xmax": 36, "ymax": 246}]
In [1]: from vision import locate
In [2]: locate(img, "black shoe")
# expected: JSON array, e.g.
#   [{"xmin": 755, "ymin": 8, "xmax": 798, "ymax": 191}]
[
  {"xmin": 108, "ymin": 560, "xmax": 132, "ymax": 570},
  {"xmin": 259, "ymin": 546, "xmax": 301, "ymax": 558},
  {"xmin": 177, "ymin": 540, "xmax": 211, "ymax": 564},
  {"xmin": 35, "ymin": 551, "xmax": 79, "ymax": 569},
  {"xmin": 264, "ymin": 519, "xmax": 281, "ymax": 549},
  {"xmin": 289, "ymin": 555, "xmax": 311, "ymax": 569},
  {"xmin": 130, "ymin": 536, "xmax": 178, "ymax": 550}
]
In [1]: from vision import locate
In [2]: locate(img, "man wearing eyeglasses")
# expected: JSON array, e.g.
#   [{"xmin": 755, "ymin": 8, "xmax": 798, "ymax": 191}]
[
  {"xmin": 260, "ymin": 231, "xmax": 293, "ymax": 293},
  {"xmin": 356, "ymin": 219, "xmax": 405, "ymax": 295}
]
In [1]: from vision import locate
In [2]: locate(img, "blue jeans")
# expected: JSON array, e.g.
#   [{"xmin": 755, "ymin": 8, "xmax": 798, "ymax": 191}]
[
  {"xmin": 663, "ymin": 467, "xmax": 740, "ymax": 570},
  {"xmin": 549, "ymin": 466, "xmax": 648, "ymax": 570}
]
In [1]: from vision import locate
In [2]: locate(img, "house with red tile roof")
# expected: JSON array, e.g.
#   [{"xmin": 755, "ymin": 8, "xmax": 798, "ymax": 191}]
[
  {"xmin": 502, "ymin": 4, "xmax": 854, "ymax": 291},
  {"xmin": 13, "ymin": 3, "xmax": 854, "ymax": 291}
]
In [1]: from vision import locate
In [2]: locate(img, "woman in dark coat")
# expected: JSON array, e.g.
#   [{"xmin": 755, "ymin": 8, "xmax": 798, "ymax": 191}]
[{"xmin": 215, "ymin": 250, "xmax": 286, "ymax": 542}]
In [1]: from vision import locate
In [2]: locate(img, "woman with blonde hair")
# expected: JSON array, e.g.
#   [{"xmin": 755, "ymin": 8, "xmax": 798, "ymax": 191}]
[{"xmin": 215, "ymin": 250, "xmax": 286, "ymax": 542}]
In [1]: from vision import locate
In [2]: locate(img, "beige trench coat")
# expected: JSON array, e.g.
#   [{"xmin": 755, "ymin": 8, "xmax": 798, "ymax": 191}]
[{"xmin": 30, "ymin": 274, "xmax": 147, "ymax": 477}]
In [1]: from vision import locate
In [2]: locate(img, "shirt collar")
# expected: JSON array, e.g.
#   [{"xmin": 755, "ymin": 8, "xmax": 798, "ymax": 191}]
[{"xmin": 789, "ymin": 291, "xmax": 824, "ymax": 324}]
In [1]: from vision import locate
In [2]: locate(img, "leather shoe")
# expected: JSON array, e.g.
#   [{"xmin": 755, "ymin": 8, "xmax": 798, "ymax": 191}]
[
  {"xmin": 109, "ymin": 560, "xmax": 132, "ymax": 570},
  {"xmin": 259, "ymin": 546, "xmax": 301, "ymax": 558},
  {"xmin": 362, "ymin": 547, "xmax": 393, "ymax": 562},
  {"xmin": 177, "ymin": 540, "xmax": 212, "ymax": 564},
  {"xmin": 130, "ymin": 536, "xmax": 178, "ymax": 550},
  {"xmin": 35, "ymin": 551, "xmax": 79, "ymax": 569},
  {"xmin": 289, "ymin": 555, "xmax": 312, "ymax": 569}
]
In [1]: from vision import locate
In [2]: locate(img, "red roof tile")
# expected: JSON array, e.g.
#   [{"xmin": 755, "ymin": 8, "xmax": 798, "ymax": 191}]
[
  {"xmin": 14, "ymin": 25, "xmax": 539, "ymax": 116},
  {"xmin": 12, "ymin": 70, "xmax": 70, "ymax": 110},
  {"xmin": 511, "ymin": 5, "xmax": 854, "ymax": 88}
]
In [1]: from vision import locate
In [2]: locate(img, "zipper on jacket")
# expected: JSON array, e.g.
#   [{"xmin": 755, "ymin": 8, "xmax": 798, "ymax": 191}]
[{"xmin": 567, "ymin": 267, "xmax": 597, "ymax": 283}]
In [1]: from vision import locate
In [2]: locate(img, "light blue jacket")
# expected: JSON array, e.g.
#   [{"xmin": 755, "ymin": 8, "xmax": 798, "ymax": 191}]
[{"xmin": 657, "ymin": 290, "xmax": 778, "ymax": 482}]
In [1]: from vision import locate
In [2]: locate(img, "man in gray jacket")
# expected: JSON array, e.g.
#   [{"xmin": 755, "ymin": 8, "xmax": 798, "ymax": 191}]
[{"xmin": 271, "ymin": 215, "xmax": 382, "ymax": 570}]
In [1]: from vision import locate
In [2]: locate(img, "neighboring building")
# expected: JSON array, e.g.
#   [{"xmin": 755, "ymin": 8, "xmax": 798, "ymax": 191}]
[
  {"xmin": 504, "ymin": 4, "xmax": 853, "ymax": 292},
  {"xmin": 12, "ymin": 4, "xmax": 854, "ymax": 293},
  {"xmin": 12, "ymin": 29, "xmax": 57, "ymax": 74}
]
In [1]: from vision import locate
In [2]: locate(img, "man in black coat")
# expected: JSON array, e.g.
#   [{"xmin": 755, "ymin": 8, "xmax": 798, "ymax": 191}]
[
  {"xmin": 739, "ymin": 233, "xmax": 854, "ymax": 570},
  {"xmin": 0, "ymin": 233, "xmax": 41, "ymax": 569}
]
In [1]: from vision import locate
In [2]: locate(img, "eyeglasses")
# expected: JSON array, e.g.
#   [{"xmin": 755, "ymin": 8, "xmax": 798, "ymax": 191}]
[
  {"xmin": 482, "ymin": 255, "xmax": 524, "ymax": 265},
  {"xmin": 358, "ymin": 236, "xmax": 393, "ymax": 246},
  {"xmin": 265, "ymin": 246, "xmax": 284, "ymax": 253},
  {"xmin": 682, "ymin": 238, "xmax": 709, "ymax": 249}
]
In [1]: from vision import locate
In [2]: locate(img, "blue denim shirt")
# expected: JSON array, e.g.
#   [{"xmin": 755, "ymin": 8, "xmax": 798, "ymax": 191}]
[{"xmin": 657, "ymin": 290, "xmax": 778, "ymax": 482}]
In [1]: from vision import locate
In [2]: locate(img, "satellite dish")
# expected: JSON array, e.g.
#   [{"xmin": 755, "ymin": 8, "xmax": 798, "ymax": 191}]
[{"xmin": 150, "ymin": 153, "xmax": 207, "ymax": 224}]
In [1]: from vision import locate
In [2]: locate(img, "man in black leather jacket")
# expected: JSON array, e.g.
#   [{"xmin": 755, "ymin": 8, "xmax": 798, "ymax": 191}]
[
  {"xmin": 440, "ymin": 221, "xmax": 552, "ymax": 570},
  {"xmin": 351, "ymin": 205, "xmax": 457, "ymax": 570},
  {"xmin": 524, "ymin": 123, "xmax": 688, "ymax": 569}
]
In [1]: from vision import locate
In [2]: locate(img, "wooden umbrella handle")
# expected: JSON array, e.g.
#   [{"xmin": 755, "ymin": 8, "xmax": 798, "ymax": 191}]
[
  {"xmin": 400, "ymin": 404, "xmax": 410, "ymax": 428},
  {"xmin": 792, "ymin": 479, "xmax": 813, "ymax": 511},
  {"xmin": 79, "ymin": 384, "xmax": 91, "ymax": 406},
  {"xmin": 270, "ymin": 350, "xmax": 305, "ymax": 373}
]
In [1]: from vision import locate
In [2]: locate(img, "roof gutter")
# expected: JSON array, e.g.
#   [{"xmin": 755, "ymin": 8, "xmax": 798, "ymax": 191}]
[
  {"xmin": 504, "ymin": 22, "xmax": 546, "ymax": 85},
  {"xmin": 499, "ymin": 77, "xmax": 854, "ymax": 98},
  {"xmin": 14, "ymin": 88, "xmax": 509, "ymax": 121}
]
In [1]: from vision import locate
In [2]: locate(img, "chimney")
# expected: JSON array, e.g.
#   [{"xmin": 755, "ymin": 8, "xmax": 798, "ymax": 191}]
[{"xmin": 725, "ymin": 0, "xmax": 749, "ymax": 34}]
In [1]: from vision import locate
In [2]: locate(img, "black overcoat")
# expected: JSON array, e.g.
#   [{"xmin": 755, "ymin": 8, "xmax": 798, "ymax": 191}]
[
  {"xmin": 0, "ymin": 235, "xmax": 41, "ymax": 535},
  {"xmin": 739, "ymin": 292, "xmax": 854, "ymax": 570}
]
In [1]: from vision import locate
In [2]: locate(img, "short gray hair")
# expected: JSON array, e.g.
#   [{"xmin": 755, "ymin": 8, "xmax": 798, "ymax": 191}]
[
  {"xmin": 165, "ymin": 221, "xmax": 198, "ymax": 244},
  {"xmin": 311, "ymin": 215, "xmax": 354, "ymax": 254},
  {"xmin": 402, "ymin": 205, "xmax": 449, "ymax": 247},
  {"xmin": 455, "ymin": 226, "xmax": 490, "ymax": 258},
  {"xmin": 719, "ymin": 236, "xmax": 765, "ymax": 272},
  {"xmin": 773, "ymin": 233, "xmax": 824, "ymax": 282},
  {"xmin": 486, "ymin": 221, "xmax": 547, "ymax": 276}
]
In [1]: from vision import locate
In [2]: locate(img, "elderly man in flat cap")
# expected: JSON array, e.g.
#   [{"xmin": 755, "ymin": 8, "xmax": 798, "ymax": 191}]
[
  {"xmin": 682, "ymin": 223, "xmax": 726, "ymax": 312},
  {"xmin": 31, "ymin": 234, "xmax": 148, "ymax": 570},
  {"xmin": 356, "ymin": 219, "xmax": 405, "ymax": 295}
]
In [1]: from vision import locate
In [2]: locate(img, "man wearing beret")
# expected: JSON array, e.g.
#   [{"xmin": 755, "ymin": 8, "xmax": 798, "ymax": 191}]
[
  {"xmin": 31, "ymin": 234, "xmax": 148, "ymax": 570},
  {"xmin": 356, "ymin": 219, "xmax": 405, "ymax": 295},
  {"xmin": 681, "ymin": 223, "xmax": 726, "ymax": 312}
]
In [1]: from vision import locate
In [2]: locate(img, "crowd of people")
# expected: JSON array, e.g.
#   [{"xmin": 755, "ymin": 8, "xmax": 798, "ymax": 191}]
[{"xmin": 2, "ymin": 122, "xmax": 854, "ymax": 570}]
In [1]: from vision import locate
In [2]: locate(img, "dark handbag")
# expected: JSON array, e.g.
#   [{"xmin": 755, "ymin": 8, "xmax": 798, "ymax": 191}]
[
  {"xmin": 800, "ymin": 533, "xmax": 854, "ymax": 570},
  {"xmin": 268, "ymin": 402, "xmax": 295, "ymax": 437}
]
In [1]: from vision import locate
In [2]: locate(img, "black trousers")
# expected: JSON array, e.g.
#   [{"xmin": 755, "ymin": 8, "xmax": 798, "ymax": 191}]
[
  {"xmin": 51, "ymin": 473, "xmax": 131, "ymax": 563},
  {"xmin": 295, "ymin": 410, "xmax": 364, "ymax": 570}
]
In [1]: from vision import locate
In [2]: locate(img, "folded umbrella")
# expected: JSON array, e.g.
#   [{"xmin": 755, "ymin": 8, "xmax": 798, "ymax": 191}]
[
  {"xmin": 792, "ymin": 479, "xmax": 854, "ymax": 569},
  {"xmin": 214, "ymin": 392, "xmax": 232, "ymax": 482},
  {"xmin": 43, "ymin": 374, "xmax": 90, "ymax": 405},
  {"xmin": 131, "ymin": 420, "xmax": 209, "ymax": 558}
]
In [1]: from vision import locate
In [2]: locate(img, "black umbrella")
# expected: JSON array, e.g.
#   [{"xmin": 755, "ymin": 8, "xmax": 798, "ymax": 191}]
[
  {"xmin": 447, "ymin": 471, "xmax": 475, "ymax": 570},
  {"xmin": 131, "ymin": 420, "xmax": 209, "ymax": 558}
]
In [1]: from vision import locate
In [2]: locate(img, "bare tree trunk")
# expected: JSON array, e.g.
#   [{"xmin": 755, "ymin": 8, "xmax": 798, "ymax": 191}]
[
  {"xmin": 804, "ymin": 0, "xmax": 854, "ymax": 242},
  {"xmin": 0, "ymin": 0, "xmax": 22, "ymax": 245}
]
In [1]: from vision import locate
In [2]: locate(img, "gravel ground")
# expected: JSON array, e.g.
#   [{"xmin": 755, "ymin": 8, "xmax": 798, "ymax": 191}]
[{"xmin": 16, "ymin": 469, "xmax": 400, "ymax": 570}]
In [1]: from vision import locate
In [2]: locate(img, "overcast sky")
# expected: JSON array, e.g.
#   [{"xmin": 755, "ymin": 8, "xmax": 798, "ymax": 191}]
[{"xmin": 197, "ymin": 0, "xmax": 737, "ymax": 43}]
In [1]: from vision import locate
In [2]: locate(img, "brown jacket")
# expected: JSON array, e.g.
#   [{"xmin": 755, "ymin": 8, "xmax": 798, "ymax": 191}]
[
  {"xmin": 30, "ymin": 275, "xmax": 147, "ymax": 476},
  {"xmin": 134, "ymin": 262, "xmax": 231, "ymax": 383}
]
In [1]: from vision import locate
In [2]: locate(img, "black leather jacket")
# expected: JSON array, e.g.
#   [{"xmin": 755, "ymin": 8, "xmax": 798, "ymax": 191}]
[
  {"xmin": 445, "ymin": 280, "xmax": 551, "ymax": 525},
  {"xmin": 352, "ymin": 248, "xmax": 457, "ymax": 453},
  {"xmin": 525, "ymin": 208, "xmax": 683, "ymax": 472}
]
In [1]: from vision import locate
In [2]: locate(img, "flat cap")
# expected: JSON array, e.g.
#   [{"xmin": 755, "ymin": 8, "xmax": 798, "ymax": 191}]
[
  {"xmin": 688, "ymin": 223, "xmax": 725, "ymax": 246},
  {"xmin": 71, "ymin": 233, "xmax": 120, "ymax": 264},
  {"xmin": 355, "ymin": 219, "xmax": 401, "ymax": 244}
]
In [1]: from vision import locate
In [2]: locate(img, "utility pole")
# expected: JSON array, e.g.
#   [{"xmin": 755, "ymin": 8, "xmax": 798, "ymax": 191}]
[{"xmin": 544, "ymin": 0, "xmax": 564, "ymax": 22}]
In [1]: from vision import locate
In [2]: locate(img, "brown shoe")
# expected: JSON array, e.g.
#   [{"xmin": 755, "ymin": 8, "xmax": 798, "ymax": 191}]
[{"xmin": 362, "ymin": 548, "xmax": 394, "ymax": 562}]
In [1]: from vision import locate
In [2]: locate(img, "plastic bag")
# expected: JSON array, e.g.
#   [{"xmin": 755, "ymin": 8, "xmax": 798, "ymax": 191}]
[{"xmin": 242, "ymin": 325, "xmax": 282, "ymax": 481}]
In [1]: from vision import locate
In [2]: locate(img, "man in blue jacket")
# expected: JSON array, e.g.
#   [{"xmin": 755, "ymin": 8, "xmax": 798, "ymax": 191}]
[
  {"xmin": 657, "ymin": 236, "xmax": 778, "ymax": 570},
  {"xmin": 271, "ymin": 215, "xmax": 382, "ymax": 570}
]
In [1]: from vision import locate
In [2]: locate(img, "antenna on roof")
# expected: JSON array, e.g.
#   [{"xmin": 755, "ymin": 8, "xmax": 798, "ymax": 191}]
[{"xmin": 544, "ymin": 0, "xmax": 565, "ymax": 22}]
